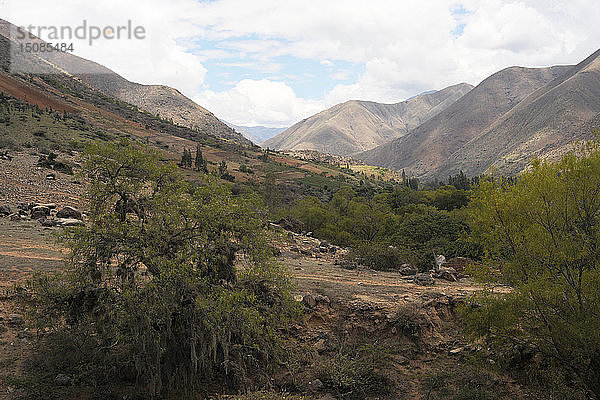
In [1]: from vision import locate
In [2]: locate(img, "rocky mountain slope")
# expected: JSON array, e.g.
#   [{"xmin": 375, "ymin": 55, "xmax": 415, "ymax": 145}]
[
  {"xmin": 357, "ymin": 64, "xmax": 573, "ymax": 178},
  {"xmin": 435, "ymin": 49, "xmax": 600, "ymax": 179},
  {"xmin": 0, "ymin": 18, "xmax": 249, "ymax": 145},
  {"xmin": 263, "ymin": 83, "xmax": 473, "ymax": 156}
]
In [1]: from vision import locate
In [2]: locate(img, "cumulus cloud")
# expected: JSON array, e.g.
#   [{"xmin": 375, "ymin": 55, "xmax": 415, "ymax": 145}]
[
  {"xmin": 3, "ymin": 0, "xmax": 600, "ymax": 126},
  {"xmin": 194, "ymin": 79, "xmax": 324, "ymax": 127}
]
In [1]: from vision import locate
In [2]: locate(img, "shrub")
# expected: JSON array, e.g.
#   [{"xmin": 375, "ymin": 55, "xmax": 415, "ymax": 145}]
[
  {"xmin": 316, "ymin": 340, "xmax": 390, "ymax": 399},
  {"xmin": 464, "ymin": 141, "xmax": 600, "ymax": 397}
]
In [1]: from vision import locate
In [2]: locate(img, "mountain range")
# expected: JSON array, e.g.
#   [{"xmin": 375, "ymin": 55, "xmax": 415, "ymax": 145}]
[
  {"xmin": 263, "ymin": 83, "xmax": 473, "ymax": 155},
  {"xmin": 358, "ymin": 64, "xmax": 573, "ymax": 178},
  {"xmin": 270, "ymin": 49, "xmax": 600, "ymax": 180}
]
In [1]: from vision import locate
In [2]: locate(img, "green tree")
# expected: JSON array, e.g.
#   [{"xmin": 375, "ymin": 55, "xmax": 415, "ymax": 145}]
[
  {"xmin": 464, "ymin": 142, "xmax": 600, "ymax": 397},
  {"xmin": 194, "ymin": 143, "xmax": 207, "ymax": 172},
  {"xmin": 218, "ymin": 160, "xmax": 227, "ymax": 176},
  {"xmin": 25, "ymin": 140, "xmax": 298, "ymax": 397},
  {"xmin": 180, "ymin": 147, "xmax": 192, "ymax": 168}
]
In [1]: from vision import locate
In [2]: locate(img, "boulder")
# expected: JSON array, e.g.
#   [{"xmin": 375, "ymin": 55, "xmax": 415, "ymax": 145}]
[
  {"xmin": 31, "ymin": 206, "xmax": 50, "ymax": 219},
  {"xmin": 314, "ymin": 294, "xmax": 330, "ymax": 304},
  {"xmin": 59, "ymin": 218, "xmax": 85, "ymax": 227},
  {"xmin": 54, "ymin": 374, "xmax": 71, "ymax": 386},
  {"xmin": 413, "ymin": 273, "xmax": 435, "ymax": 286},
  {"xmin": 56, "ymin": 206, "xmax": 82, "ymax": 219},
  {"xmin": 399, "ymin": 263, "xmax": 417, "ymax": 276},
  {"xmin": 437, "ymin": 267, "xmax": 458, "ymax": 282},
  {"xmin": 0, "ymin": 204, "xmax": 12, "ymax": 216},
  {"xmin": 35, "ymin": 203, "xmax": 57, "ymax": 210},
  {"xmin": 40, "ymin": 217, "xmax": 60, "ymax": 227},
  {"xmin": 9, "ymin": 213, "xmax": 23, "ymax": 221},
  {"xmin": 276, "ymin": 217, "xmax": 304, "ymax": 233},
  {"xmin": 302, "ymin": 294, "xmax": 317, "ymax": 308},
  {"xmin": 444, "ymin": 257, "xmax": 474, "ymax": 274}
]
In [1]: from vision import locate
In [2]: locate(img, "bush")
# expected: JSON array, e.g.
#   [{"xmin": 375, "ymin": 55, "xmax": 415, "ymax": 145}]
[
  {"xmin": 464, "ymin": 141, "xmax": 600, "ymax": 397},
  {"xmin": 24, "ymin": 140, "xmax": 299, "ymax": 397},
  {"xmin": 316, "ymin": 340, "xmax": 390, "ymax": 399},
  {"xmin": 347, "ymin": 241, "xmax": 411, "ymax": 271}
]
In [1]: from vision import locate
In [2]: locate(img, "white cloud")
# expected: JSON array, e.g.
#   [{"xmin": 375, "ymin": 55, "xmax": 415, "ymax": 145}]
[
  {"xmin": 3, "ymin": 0, "xmax": 600, "ymax": 126},
  {"xmin": 194, "ymin": 79, "xmax": 325, "ymax": 127},
  {"xmin": 3, "ymin": 0, "xmax": 208, "ymax": 96}
]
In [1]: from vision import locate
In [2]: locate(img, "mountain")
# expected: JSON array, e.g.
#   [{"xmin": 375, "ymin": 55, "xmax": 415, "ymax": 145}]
[
  {"xmin": 262, "ymin": 83, "xmax": 473, "ymax": 156},
  {"xmin": 434, "ymin": 49, "xmax": 600, "ymax": 179},
  {"xmin": 357, "ymin": 64, "xmax": 574, "ymax": 178},
  {"xmin": 225, "ymin": 123, "xmax": 287, "ymax": 144},
  {"xmin": 0, "ymin": 19, "xmax": 249, "ymax": 145}
]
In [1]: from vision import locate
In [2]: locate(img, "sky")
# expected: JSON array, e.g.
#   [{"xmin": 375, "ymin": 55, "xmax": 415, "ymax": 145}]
[{"xmin": 2, "ymin": 0, "xmax": 599, "ymax": 127}]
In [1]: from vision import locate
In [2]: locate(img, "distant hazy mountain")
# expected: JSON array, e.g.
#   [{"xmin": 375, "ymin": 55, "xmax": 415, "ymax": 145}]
[
  {"xmin": 358, "ymin": 64, "xmax": 574, "ymax": 178},
  {"xmin": 0, "ymin": 19, "xmax": 250, "ymax": 145},
  {"xmin": 262, "ymin": 83, "xmax": 473, "ymax": 156},
  {"xmin": 225, "ymin": 123, "xmax": 287, "ymax": 144}
]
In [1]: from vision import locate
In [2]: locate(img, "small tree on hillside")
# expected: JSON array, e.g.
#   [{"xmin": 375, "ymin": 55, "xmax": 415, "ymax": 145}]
[{"xmin": 194, "ymin": 143, "xmax": 207, "ymax": 172}]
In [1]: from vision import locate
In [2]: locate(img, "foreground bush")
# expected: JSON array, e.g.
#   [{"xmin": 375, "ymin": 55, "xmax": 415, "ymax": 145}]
[
  {"xmin": 464, "ymin": 141, "xmax": 600, "ymax": 398},
  {"xmin": 25, "ymin": 140, "xmax": 298, "ymax": 397}
]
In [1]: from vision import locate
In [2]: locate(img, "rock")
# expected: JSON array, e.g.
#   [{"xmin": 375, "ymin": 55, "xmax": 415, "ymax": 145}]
[
  {"xmin": 290, "ymin": 246, "xmax": 300, "ymax": 253},
  {"xmin": 399, "ymin": 263, "xmax": 417, "ymax": 276},
  {"xmin": 319, "ymin": 240, "xmax": 330, "ymax": 248},
  {"xmin": 59, "ymin": 218, "xmax": 85, "ymax": 227},
  {"xmin": 54, "ymin": 374, "xmax": 72, "ymax": 386},
  {"xmin": 40, "ymin": 217, "xmax": 60, "ymax": 227},
  {"xmin": 314, "ymin": 294, "xmax": 330, "ymax": 304},
  {"xmin": 319, "ymin": 247, "xmax": 329, "ymax": 253},
  {"xmin": 302, "ymin": 294, "xmax": 317, "ymax": 308},
  {"xmin": 56, "ymin": 206, "xmax": 82, "ymax": 219},
  {"xmin": 315, "ymin": 338, "xmax": 326, "ymax": 352},
  {"xmin": 337, "ymin": 259, "xmax": 357, "ymax": 270},
  {"xmin": 300, "ymin": 249, "xmax": 312, "ymax": 256},
  {"xmin": 439, "ymin": 270, "xmax": 457, "ymax": 282},
  {"xmin": 413, "ymin": 273, "xmax": 435, "ymax": 286},
  {"xmin": 31, "ymin": 206, "xmax": 51, "ymax": 219},
  {"xmin": 310, "ymin": 379, "xmax": 324, "ymax": 389},
  {"xmin": 35, "ymin": 203, "xmax": 57, "ymax": 210},
  {"xmin": 9, "ymin": 213, "xmax": 23, "ymax": 221},
  {"xmin": 0, "ymin": 204, "xmax": 12, "ymax": 216},
  {"xmin": 46, "ymin": 173, "xmax": 56, "ymax": 180},
  {"xmin": 276, "ymin": 217, "xmax": 304, "ymax": 233}
]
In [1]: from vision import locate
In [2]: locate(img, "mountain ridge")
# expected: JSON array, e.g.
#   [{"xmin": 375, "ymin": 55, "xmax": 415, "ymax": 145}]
[
  {"xmin": 263, "ymin": 82, "xmax": 473, "ymax": 155},
  {"xmin": 0, "ymin": 18, "xmax": 249, "ymax": 145},
  {"xmin": 357, "ymin": 63, "xmax": 574, "ymax": 177}
]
